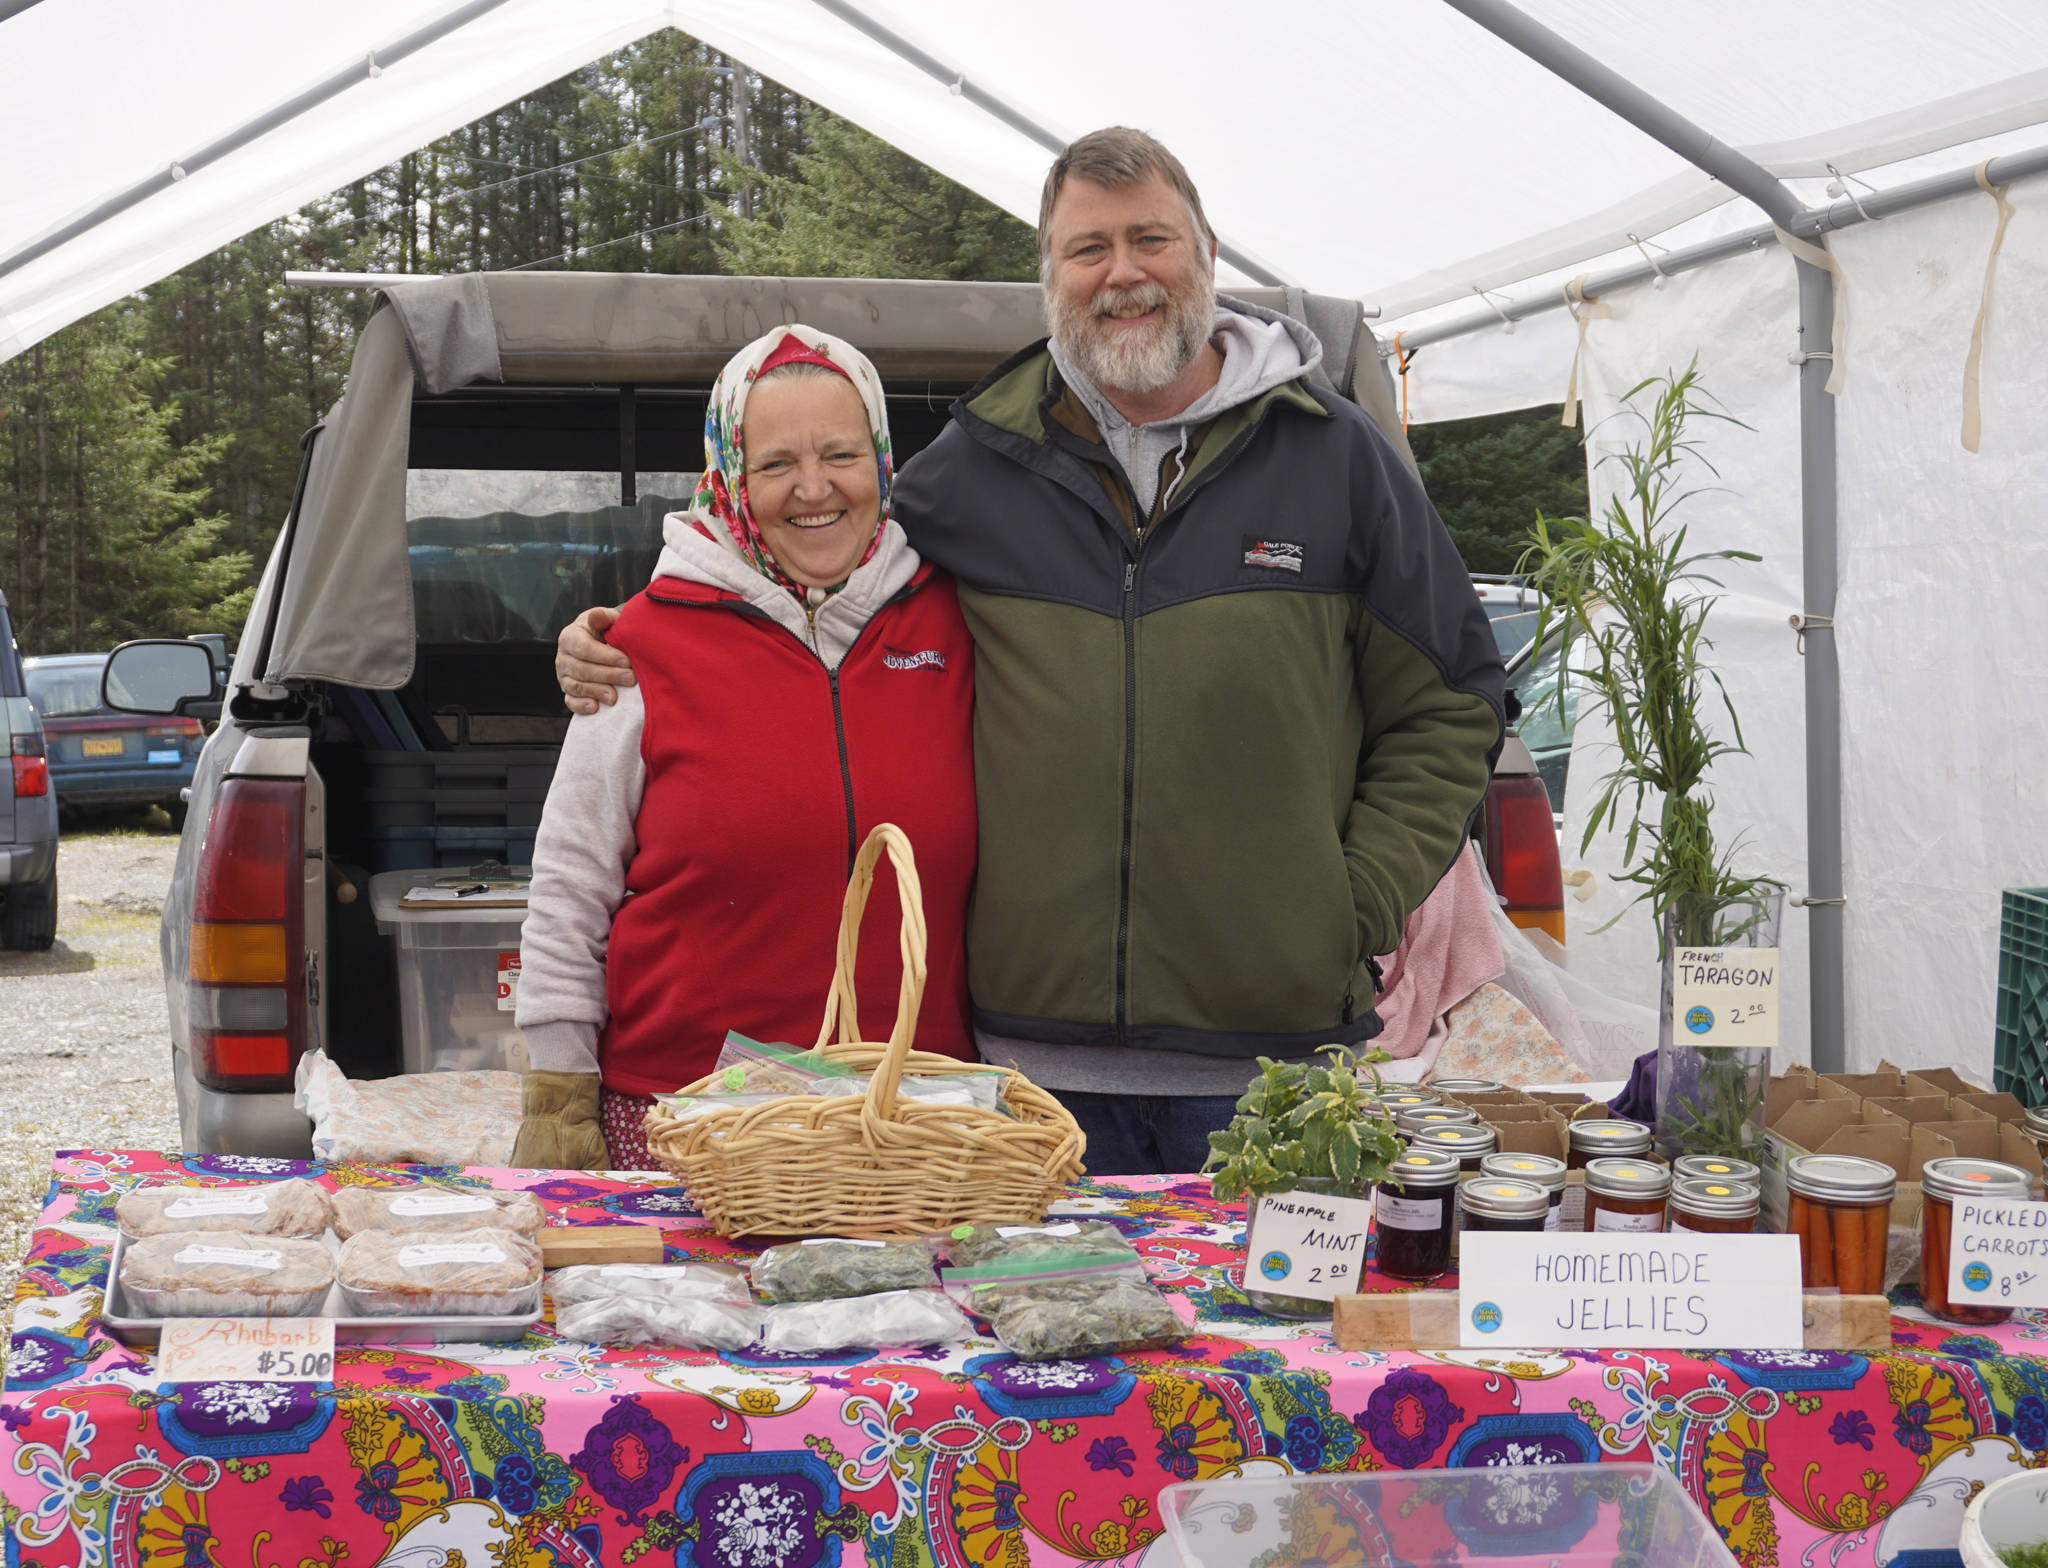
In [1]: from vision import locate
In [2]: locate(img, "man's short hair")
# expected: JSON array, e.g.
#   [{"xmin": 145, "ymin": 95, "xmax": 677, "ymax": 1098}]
[{"xmin": 1036, "ymin": 127, "xmax": 1215, "ymax": 266}]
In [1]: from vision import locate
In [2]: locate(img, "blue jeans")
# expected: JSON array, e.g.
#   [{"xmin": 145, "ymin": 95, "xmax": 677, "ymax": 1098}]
[{"xmin": 1055, "ymin": 1091, "xmax": 1241, "ymax": 1178}]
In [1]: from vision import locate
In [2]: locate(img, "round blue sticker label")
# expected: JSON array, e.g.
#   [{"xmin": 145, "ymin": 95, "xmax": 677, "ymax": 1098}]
[
  {"xmin": 1962, "ymin": 1261, "xmax": 1993, "ymax": 1294},
  {"xmin": 1259, "ymin": 1251, "xmax": 1292, "ymax": 1281},
  {"xmin": 1685, "ymin": 1005, "xmax": 1715, "ymax": 1035},
  {"xmin": 1470, "ymin": 1300, "xmax": 1503, "ymax": 1334}
]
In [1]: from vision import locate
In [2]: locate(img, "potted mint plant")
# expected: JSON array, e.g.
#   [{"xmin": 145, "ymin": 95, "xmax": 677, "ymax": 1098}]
[
  {"xmin": 1521, "ymin": 364, "xmax": 1783, "ymax": 1161},
  {"xmin": 1205, "ymin": 1044, "xmax": 1404, "ymax": 1317}
]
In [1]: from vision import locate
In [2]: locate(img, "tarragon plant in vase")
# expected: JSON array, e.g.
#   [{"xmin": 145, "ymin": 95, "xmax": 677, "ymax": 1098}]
[
  {"xmin": 1520, "ymin": 363, "xmax": 1783, "ymax": 1162},
  {"xmin": 1205, "ymin": 1044, "xmax": 1404, "ymax": 1318}
]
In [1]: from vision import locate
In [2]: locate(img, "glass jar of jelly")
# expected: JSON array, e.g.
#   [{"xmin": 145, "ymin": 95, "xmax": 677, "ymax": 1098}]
[
  {"xmin": 1583, "ymin": 1158, "xmax": 1671, "ymax": 1233},
  {"xmin": 1376, "ymin": 1090, "xmax": 1442, "ymax": 1116},
  {"xmin": 1920, "ymin": 1157, "xmax": 2034, "ymax": 1324},
  {"xmin": 1481, "ymin": 1152, "xmax": 1567, "ymax": 1231},
  {"xmin": 1373, "ymin": 1148, "xmax": 1461, "ymax": 1284},
  {"xmin": 1457, "ymin": 1177, "xmax": 1551, "ymax": 1234},
  {"xmin": 1566, "ymin": 1119, "xmax": 1654, "ymax": 1170},
  {"xmin": 1785, "ymin": 1154, "xmax": 1895, "ymax": 1295},
  {"xmin": 1410, "ymin": 1123, "xmax": 1499, "ymax": 1174},
  {"xmin": 1427, "ymin": 1078, "xmax": 1504, "ymax": 1096},
  {"xmin": 1674, "ymin": 1154, "xmax": 1760, "ymax": 1187},
  {"xmin": 2023, "ymin": 1106, "xmax": 2048, "ymax": 1157},
  {"xmin": 1669, "ymin": 1177, "xmax": 1759, "ymax": 1234},
  {"xmin": 1395, "ymin": 1105, "xmax": 1480, "ymax": 1138}
]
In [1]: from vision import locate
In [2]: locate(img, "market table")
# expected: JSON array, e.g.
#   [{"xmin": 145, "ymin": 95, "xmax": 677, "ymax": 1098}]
[{"xmin": 6, "ymin": 1152, "xmax": 2045, "ymax": 1568}]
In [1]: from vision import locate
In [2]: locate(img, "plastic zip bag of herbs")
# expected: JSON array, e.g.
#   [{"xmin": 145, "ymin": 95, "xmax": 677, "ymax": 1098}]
[
  {"xmin": 942, "ymin": 1252, "xmax": 1184, "ymax": 1361},
  {"xmin": 750, "ymin": 1236, "xmax": 942, "ymax": 1302},
  {"xmin": 548, "ymin": 1261, "xmax": 751, "ymax": 1309},
  {"xmin": 556, "ymin": 1293, "xmax": 765, "ymax": 1351},
  {"xmin": 709, "ymin": 1033, "xmax": 860, "ymax": 1094},
  {"xmin": 946, "ymin": 1219, "xmax": 1135, "ymax": 1267},
  {"xmin": 758, "ymin": 1289, "xmax": 974, "ymax": 1355}
]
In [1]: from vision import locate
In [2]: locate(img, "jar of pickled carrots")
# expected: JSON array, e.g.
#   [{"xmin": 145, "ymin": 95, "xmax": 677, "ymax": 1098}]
[
  {"xmin": 1785, "ymin": 1154, "xmax": 1895, "ymax": 1295},
  {"xmin": 1920, "ymin": 1157, "xmax": 2034, "ymax": 1324}
]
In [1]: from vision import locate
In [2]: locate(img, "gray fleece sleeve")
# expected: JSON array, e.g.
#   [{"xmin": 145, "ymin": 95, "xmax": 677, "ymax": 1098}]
[{"xmin": 514, "ymin": 687, "xmax": 646, "ymax": 1072}]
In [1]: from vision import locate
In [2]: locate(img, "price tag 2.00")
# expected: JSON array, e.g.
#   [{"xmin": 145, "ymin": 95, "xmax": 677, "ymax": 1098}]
[
  {"xmin": 1670, "ymin": 946, "xmax": 1780, "ymax": 1050},
  {"xmin": 1244, "ymin": 1189, "xmax": 1373, "ymax": 1303},
  {"xmin": 158, "ymin": 1317, "xmax": 337, "ymax": 1383}
]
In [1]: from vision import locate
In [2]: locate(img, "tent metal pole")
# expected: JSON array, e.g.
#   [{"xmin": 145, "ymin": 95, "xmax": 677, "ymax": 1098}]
[
  {"xmin": 1391, "ymin": 142, "xmax": 2048, "ymax": 351},
  {"xmin": 807, "ymin": 0, "xmax": 1290, "ymax": 287},
  {"xmin": 0, "ymin": 0, "xmax": 517, "ymax": 284},
  {"xmin": 1437, "ymin": 0, "xmax": 1847, "ymax": 1070}
]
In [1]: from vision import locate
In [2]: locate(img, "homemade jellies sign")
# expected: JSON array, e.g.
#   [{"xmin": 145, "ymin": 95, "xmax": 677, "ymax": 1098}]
[{"xmin": 1459, "ymin": 1233, "xmax": 1803, "ymax": 1348}]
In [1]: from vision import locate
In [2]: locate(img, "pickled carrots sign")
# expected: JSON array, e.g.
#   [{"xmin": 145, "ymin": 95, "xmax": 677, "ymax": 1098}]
[{"xmin": 1671, "ymin": 947, "xmax": 1781, "ymax": 1050}]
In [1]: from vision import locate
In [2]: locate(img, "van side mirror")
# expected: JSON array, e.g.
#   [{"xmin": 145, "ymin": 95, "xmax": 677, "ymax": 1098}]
[{"xmin": 104, "ymin": 639, "xmax": 220, "ymax": 718}]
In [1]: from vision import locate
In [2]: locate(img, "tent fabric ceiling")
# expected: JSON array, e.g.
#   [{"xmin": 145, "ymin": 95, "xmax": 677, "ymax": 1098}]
[{"xmin": 3, "ymin": 0, "xmax": 2048, "ymax": 357}]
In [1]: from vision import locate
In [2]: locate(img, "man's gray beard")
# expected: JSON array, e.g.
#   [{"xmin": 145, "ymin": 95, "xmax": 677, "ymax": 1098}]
[{"xmin": 1049, "ymin": 271, "xmax": 1216, "ymax": 399}]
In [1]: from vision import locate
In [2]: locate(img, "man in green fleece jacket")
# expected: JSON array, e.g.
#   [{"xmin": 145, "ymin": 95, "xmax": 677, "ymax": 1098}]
[{"xmin": 557, "ymin": 128, "xmax": 1505, "ymax": 1175}]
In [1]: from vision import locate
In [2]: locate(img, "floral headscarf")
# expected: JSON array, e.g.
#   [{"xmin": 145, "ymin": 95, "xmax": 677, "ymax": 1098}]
[{"xmin": 685, "ymin": 323, "xmax": 894, "ymax": 598}]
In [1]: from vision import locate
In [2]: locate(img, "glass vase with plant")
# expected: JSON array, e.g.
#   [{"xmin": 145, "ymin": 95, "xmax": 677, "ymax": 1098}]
[
  {"xmin": 1520, "ymin": 363, "xmax": 1782, "ymax": 1161},
  {"xmin": 1205, "ymin": 1043, "xmax": 1405, "ymax": 1317}
]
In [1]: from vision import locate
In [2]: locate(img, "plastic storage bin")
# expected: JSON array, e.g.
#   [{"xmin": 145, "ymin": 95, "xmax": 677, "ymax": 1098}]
[
  {"xmin": 1995, "ymin": 886, "xmax": 2048, "ymax": 1101},
  {"xmin": 1160, "ymin": 1463, "xmax": 1735, "ymax": 1568},
  {"xmin": 368, "ymin": 870, "xmax": 532, "ymax": 1075},
  {"xmin": 363, "ymin": 748, "xmax": 555, "ymax": 873}
]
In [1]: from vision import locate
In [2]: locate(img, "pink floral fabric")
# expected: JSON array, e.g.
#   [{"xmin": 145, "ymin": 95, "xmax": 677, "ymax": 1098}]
[{"xmin": 6, "ymin": 1149, "xmax": 2046, "ymax": 1568}]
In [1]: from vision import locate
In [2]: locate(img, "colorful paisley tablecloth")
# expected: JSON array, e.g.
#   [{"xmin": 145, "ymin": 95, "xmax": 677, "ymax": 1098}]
[{"xmin": 6, "ymin": 1151, "xmax": 2047, "ymax": 1568}]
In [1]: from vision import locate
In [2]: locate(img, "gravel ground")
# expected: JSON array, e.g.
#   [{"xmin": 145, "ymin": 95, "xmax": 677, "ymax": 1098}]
[{"xmin": 0, "ymin": 811, "xmax": 184, "ymax": 1373}]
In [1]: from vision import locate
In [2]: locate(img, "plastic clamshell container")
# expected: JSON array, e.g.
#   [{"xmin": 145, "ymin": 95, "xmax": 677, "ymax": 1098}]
[
  {"xmin": 1160, "ymin": 1463, "xmax": 1735, "ymax": 1568},
  {"xmin": 1959, "ymin": 1468, "xmax": 2048, "ymax": 1568},
  {"xmin": 368, "ymin": 869, "xmax": 531, "ymax": 1075}
]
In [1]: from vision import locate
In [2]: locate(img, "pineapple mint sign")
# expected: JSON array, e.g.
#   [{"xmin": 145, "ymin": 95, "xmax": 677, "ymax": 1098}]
[
  {"xmin": 1670, "ymin": 947, "xmax": 1781, "ymax": 1051},
  {"xmin": 1245, "ymin": 1189, "xmax": 1373, "ymax": 1303}
]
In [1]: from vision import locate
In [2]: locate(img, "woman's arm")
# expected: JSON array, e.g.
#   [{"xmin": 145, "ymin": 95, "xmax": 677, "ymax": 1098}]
[
  {"xmin": 514, "ymin": 686, "xmax": 647, "ymax": 1071},
  {"xmin": 555, "ymin": 604, "xmax": 638, "ymax": 715}
]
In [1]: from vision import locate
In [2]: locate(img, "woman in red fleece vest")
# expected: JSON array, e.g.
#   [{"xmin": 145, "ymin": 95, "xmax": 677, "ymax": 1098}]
[{"xmin": 511, "ymin": 326, "xmax": 977, "ymax": 1170}]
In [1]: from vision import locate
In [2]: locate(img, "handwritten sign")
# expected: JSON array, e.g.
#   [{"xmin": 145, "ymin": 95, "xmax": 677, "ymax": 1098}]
[
  {"xmin": 1459, "ymin": 1232, "xmax": 1803, "ymax": 1348},
  {"xmin": 158, "ymin": 1317, "xmax": 337, "ymax": 1383},
  {"xmin": 1948, "ymin": 1198, "xmax": 2048, "ymax": 1308},
  {"xmin": 1671, "ymin": 946, "xmax": 1781, "ymax": 1050},
  {"xmin": 1245, "ymin": 1190, "xmax": 1373, "ymax": 1303}
]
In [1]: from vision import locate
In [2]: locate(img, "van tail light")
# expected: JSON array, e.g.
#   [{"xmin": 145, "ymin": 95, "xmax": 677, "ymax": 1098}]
[
  {"xmin": 1484, "ymin": 772, "xmax": 1565, "ymax": 945},
  {"xmin": 11, "ymin": 731, "xmax": 48, "ymax": 797},
  {"xmin": 189, "ymin": 776, "xmax": 305, "ymax": 1090}
]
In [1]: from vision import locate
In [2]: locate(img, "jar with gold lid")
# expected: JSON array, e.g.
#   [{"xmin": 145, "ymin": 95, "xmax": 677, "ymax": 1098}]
[
  {"xmin": 1428, "ymin": 1078, "xmax": 1504, "ymax": 1096},
  {"xmin": 1457, "ymin": 1177, "xmax": 1550, "ymax": 1234},
  {"xmin": 1409, "ymin": 1123, "xmax": 1499, "ymax": 1174},
  {"xmin": 1669, "ymin": 1177, "xmax": 1758, "ymax": 1234},
  {"xmin": 1395, "ymin": 1106, "xmax": 1480, "ymax": 1138},
  {"xmin": 1376, "ymin": 1090, "xmax": 1441, "ymax": 1115},
  {"xmin": 1481, "ymin": 1152, "xmax": 1567, "ymax": 1231},
  {"xmin": 1674, "ymin": 1154, "xmax": 1760, "ymax": 1187},
  {"xmin": 1583, "ymin": 1158, "xmax": 1671, "ymax": 1233},
  {"xmin": 1566, "ymin": 1119, "xmax": 1653, "ymax": 1170},
  {"xmin": 1920, "ymin": 1157, "xmax": 2034, "ymax": 1324},
  {"xmin": 1373, "ymin": 1148, "xmax": 1461, "ymax": 1284}
]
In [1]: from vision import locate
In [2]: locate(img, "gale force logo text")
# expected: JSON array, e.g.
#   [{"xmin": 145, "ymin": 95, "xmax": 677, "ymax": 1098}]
[{"xmin": 1242, "ymin": 535, "xmax": 1305, "ymax": 573}]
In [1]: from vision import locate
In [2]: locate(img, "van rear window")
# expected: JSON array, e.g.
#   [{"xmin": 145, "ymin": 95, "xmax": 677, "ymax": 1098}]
[{"xmin": 405, "ymin": 470, "xmax": 695, "ymax": 643}]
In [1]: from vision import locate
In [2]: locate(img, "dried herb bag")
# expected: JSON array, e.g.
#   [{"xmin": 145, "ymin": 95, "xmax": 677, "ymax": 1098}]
[
  {"xmin": 946, "ymin": 1219, "xmax": 1135, "ymax": 1267},
  {"xmin": 708, "ymin": 1033, "xmax": 858, "ymax": 1095},
  {"xmin": 548, "ymin": 1261, "xmax": 750, "ymax": 1309},
  {"xmin": 555, "ymin": 1294, "xmax": 763, "ymax": 1351},
  {"xmin": 942, "ymin": 1252, "xmax": 1183, "ymax": 1361},
  {"xmin": 749, "ymin": 1237, "xmax": 941, "ymax": 1302}
]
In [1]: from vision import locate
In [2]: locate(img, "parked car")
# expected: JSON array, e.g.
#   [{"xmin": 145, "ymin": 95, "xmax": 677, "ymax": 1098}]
[
  {"xmin": 24, "ymin": 651, "xmax": 204, "ymax": 825},
  {"xmin": 0, "ymin": 587, "xmax": 59, "ymax": 949},
  {"xmin": 1470, "ymin": 573, "xmax": 1545, "ymax": 660},
  {"xmin": 105, "ymin": 272, "xmax": 1565, "ymax": 1156}
]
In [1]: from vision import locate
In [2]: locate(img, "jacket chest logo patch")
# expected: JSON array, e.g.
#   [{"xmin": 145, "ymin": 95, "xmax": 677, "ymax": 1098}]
[
  {"xmin": 882, "ymin": 646, "xmax": 948, "ymax": 672},
  {"xmin": 1242, "ymin": 535, "xmax": 1305, "ymax": 573}
]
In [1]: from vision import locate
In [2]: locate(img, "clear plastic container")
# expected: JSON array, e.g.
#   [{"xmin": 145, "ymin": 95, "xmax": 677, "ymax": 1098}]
[
  {"xmin": 1160, "ymin": 1463, "xmax": 1736, "ymax": 1568},
  {"xmin": 369, "ymin": 870, "xmax": 531, "ymax": 1074}
]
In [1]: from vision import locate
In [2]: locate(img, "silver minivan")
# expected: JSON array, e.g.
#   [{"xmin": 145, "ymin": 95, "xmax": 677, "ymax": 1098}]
[
  {"xmin": 0, "ymin": 585, "xmax": 60, "ymax": 950},
  {"xmin": 104, "ymin": 271, "xmax": 1426, "ymax": 1156}
]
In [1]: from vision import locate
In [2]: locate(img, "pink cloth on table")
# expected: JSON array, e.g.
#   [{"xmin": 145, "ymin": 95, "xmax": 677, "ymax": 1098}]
[{"xmin": 1366, "ymin": 842, "xmax": 1505, "ymax": 1081}]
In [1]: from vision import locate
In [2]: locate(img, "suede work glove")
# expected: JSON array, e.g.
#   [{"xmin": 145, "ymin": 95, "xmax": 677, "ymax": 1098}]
[{"xmin": 511, "ymin": 1070, "xmax": 609, "ymax": 1171}]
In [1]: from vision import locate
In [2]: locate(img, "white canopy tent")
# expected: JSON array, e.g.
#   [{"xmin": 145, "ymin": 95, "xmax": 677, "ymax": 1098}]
[{"xmin": 4, "ymin": 0, "xmax": 2046, "ymax": 1077}]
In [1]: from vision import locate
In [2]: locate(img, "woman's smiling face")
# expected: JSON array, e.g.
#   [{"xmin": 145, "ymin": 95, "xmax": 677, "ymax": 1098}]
[{"xmin": 742, "ymin": 372, "xmax": 880, "ymax": 590}]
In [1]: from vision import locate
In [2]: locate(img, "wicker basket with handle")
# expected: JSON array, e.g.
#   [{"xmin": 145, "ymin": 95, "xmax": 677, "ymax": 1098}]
[{"xmin": 642, "ymin": 823, "xmax": 1086, "ymax": 1237}]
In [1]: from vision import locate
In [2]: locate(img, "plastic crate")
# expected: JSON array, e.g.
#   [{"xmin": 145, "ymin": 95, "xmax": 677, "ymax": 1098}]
[
  {"xmin": 367, "ymin": 825, "xmax": 539, "ymax": 873},
  {"xmin": 1160, "ymin": 1463, "xmax": 1733, "ymax": 1568},
  {"xmin": 1994, "ymin": 886, "xmax": 2048, "ymax": 1102},
  {"xmin": 368, "ymin": 870, "xmax": 530, "ymax": 1074}
]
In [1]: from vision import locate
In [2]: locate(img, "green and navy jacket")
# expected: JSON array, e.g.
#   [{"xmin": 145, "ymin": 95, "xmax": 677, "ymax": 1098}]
[{"xmin": 894, "ymin": 339, "xmax": 1506, "ymax": 1060}]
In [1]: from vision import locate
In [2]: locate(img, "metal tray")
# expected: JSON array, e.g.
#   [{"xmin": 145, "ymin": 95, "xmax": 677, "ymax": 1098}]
[{"xmin": 101, "ymin": 1230, "xmax": 544, "ymax": 1346}]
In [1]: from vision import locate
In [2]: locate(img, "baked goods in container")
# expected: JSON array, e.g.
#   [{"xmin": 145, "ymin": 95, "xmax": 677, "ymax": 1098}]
[
  {"xmin": 336, "ymin": 1227, "xmax": 542, "ymax": 1317},
  {"xmin": 120, "ymin": 1232, "xmax": 334, "ymax": 1317},
  {"xmin": 331, "ymin": 1185, "xmax": 543, "ymax": 1240},
  {"xmin": 117, "ymin": 1179, "xmax": 330, "ymax": 1241}
]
